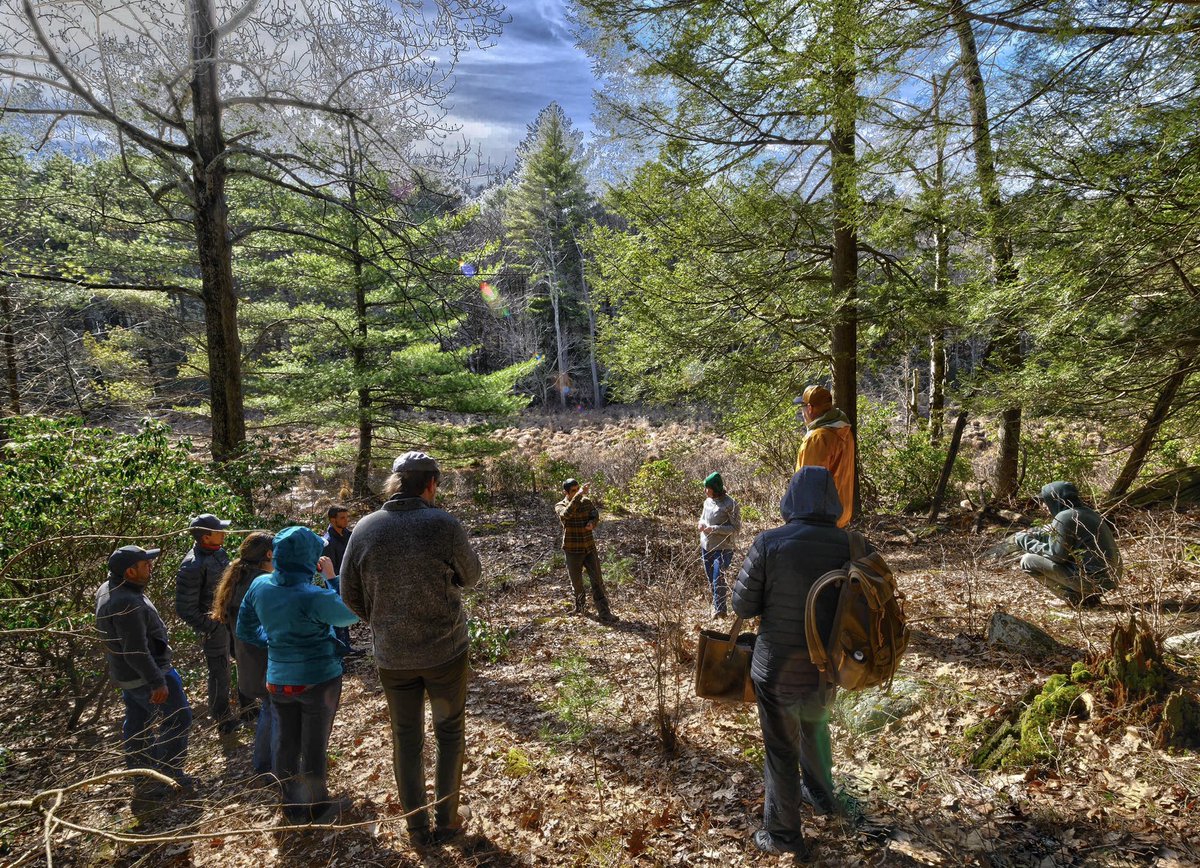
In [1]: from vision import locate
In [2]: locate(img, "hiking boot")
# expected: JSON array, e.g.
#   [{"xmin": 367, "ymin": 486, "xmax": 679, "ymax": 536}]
[
  {"xmin": 432, "ymin": 805, "xmax": 473, "ymax": 844},
  {"xmin": 799, "ymin": 782, "xmax": 836, "ymax": 816},
  {"xmin": 217, "ymin": 717, "xmax": 242, "ymax": 735},
  {"xmin": 598, "ymin": 609, "xmax": 617, "ymax": 624},
  {"xmin": 752, "ymin": 830, "xmax": 810, "ymax": 859},
  {"xmin": 309, "ymin": 797, "xmax": 350, "ymax": 826},
  {"xmin": 169, "ymin": 773, "xmax": 198, "ymax": 794}
]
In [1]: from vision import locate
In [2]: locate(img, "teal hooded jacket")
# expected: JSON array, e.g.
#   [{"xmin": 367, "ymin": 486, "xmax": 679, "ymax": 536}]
[{"xmin": 236, "ymin": 525, "xmax": 359, "ymax": 686}]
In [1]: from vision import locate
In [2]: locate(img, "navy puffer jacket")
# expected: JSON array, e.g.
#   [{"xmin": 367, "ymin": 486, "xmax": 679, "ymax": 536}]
[{"xmin": 733, "ymin": 466, "xmax": 874, "ymax": 695}]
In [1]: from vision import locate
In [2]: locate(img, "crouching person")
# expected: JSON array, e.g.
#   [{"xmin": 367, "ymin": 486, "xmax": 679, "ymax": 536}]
[
  {"xmin": 733, "ymin": 467, "xmax": 871, "ymax": 857},
  {"xmin": 1008, "ymin": 481, "xmax": 1121, "ymax": 607},
  {"xmin": 237, "ymin": 526, "xmax": 359, "ymax": 825},
  {"xmin": 96, "ymin": 545, "xmax": 194, "ymax": 794}
]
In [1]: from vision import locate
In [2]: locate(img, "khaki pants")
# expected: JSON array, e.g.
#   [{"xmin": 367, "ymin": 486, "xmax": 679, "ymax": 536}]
[{"xmin": 564, "ymin": 549, "xmax": 611, "ymax": 615}]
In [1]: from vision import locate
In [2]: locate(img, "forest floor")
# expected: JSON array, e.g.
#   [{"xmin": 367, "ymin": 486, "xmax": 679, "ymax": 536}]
[{"xmin": 3, "ymin": 415, "xmax": 1199, "ymax": 867}]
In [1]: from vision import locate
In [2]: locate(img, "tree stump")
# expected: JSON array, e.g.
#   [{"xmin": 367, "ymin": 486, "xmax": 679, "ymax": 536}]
[{"xmin": 1107, "ymin": 616, "xmax": 1166, "ymax": 706}]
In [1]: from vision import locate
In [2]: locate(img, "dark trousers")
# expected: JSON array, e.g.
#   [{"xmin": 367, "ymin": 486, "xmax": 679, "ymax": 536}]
[
  {"xmin": 271, "ymin": 676, "xmax": 342, "ymax": 817},
  {"xmin": 121, "ymin": 668, "xmax": 192, "ymax": 779},
  {"xmin": 205, "ymin": 652, "xmax": 232, "ymax": 721},
  {"xmin": 754, "ymin": 681, "xmax": 836, "ymax": 848},
  {"xmin": 378, "ymin": 652, "xmax": 469, "ymax": 833},
  {"xmin": 564, "ymin": 549, "xmax": 611, "ymax": 614},
  {"xmin": 702, "ymin": 548, "xmax": 733, "ymax": 615}
]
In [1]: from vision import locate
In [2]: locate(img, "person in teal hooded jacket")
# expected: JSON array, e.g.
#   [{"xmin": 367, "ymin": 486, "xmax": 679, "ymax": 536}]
[
  {"xmin": 237, "ymin": 525, "xmax": 359, "ymax": 825},
  {"xmin": 1009, "ymin": 481, "xmax": 1121, "ymax": 606}
]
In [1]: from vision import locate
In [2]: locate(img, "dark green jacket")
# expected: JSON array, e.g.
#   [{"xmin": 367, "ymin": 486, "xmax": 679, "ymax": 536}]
[{"xmin": 1018, "ymin": 481, "xmax": 1121, "ymax": 585}]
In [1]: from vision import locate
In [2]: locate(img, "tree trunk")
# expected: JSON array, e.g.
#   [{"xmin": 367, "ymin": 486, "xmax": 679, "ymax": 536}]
[
  {"xmin": 928, "ymin": 75, "xmax": 948, "ymax": 444},
  {"xmin": 928, "ymin": 410, "xmax": 968, "ymax": 522},
  {"xmin": 1107, "ymin": 349, "xmax": 1197, "ymax": 501},
  {"xmin": 952, "ymin": 0, "xmax": 1021, "ymax": 501},
  {"xmin": 189, "ymin": 0, "xmax": 244, "ymax": 463},
  {"xmin": 347, "ymin": 174, "xmax": 374, "ymax": 499},
  {"xmin": 829, "ymin": 0, "xmax": 859, "ymax": 520},
  {"xmin": 574, "ymin": 235, "xmax": 603, "ymax": 408},
  {"xmin": 929, "ymin": 332, "xmax": 946, "ymax": 441},
  {"xmin": 1, "ymin": 283, "xmax": 18, "ymax": 414}
]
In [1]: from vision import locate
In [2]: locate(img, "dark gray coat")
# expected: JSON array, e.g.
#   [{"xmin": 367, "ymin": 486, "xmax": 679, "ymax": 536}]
[
  {"xmin": 339, "ymin": 494, "xmax": 481, "ymax": 670},
  {"xmin": 175, "ymin": 544, "xmax": 230, "ymax": 655},
  {"xmin": 733, "ymin": 467, "xmax": 875, "ymax": 695},
  {"xmin": 95, "ymin": 577, "xmax": 173, "ymax": 690}
]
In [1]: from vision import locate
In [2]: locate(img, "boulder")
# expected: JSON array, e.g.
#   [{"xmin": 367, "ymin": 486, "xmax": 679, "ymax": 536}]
[
  {"xmin": 1164, "ymin": 630, "xmax": 1200, "ymax": 658},
  {"xmin": 986, "ymin": 612, "xmax": 1061, "ymax": 657},
  {"xmin": 834, "ymin": 678, "xmax": 924, "ymax": 734}
]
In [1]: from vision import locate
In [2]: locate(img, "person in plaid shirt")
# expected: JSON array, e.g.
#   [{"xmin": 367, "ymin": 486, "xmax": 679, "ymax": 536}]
[{"xmin": 554, "ymin": 479, "xmax": 615, "ymax": 622}]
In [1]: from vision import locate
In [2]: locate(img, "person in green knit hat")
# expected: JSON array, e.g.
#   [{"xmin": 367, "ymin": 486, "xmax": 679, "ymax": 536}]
[{"xmin": 697, "ymin": 471, "xmax": 741, "ymax": 617}]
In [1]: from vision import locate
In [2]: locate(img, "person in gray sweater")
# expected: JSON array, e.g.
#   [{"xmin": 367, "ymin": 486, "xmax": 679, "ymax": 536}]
[
  {"xmin": 697, "ymin": 470, "xmax": 741, "ymax": 617},
  {"xmin": 340, "ymin": 451, "xmax": 481, "ymax": 848}
]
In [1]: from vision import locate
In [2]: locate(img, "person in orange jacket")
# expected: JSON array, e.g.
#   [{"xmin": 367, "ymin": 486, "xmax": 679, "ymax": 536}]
[{"xmin": 794, "ymin": 385, "xmax": 855, "ymax": 527}]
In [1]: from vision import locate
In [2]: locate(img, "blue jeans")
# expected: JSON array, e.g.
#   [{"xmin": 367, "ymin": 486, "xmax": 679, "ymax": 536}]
[
  {"xmin": 121, "ymin": 668, "xmax": 192, "ymax": 779},
  {"xmin": 252, "ymin": 697, "xmax": 278, "ymax": 774},
  {"xmin": 702, "ymin": 548, "xmax": 733, "ymax": 615},
  {"xmin": 271, "ymin": 676, "xmax": 342, "ymax": 819}
]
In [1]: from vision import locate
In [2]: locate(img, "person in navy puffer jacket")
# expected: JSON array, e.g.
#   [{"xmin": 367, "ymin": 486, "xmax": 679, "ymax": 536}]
[
  {"xmin": 733, "ymin": 466, "xmax": 879, "ymax": 858},
  {"xmin": 237, "ymin": 525, "xmax": 359, "ymax": 825}
]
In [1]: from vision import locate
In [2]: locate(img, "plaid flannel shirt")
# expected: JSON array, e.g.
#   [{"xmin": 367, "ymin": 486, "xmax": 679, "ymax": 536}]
[{"xmin": 555, "ymin": 491, "xmax": 599, "ymax": 553}]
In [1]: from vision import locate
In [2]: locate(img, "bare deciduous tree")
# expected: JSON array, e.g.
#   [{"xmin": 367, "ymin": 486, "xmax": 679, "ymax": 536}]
[{"xmin": 0, "ymin": 0, "xmax": 504, "ymax": 460}]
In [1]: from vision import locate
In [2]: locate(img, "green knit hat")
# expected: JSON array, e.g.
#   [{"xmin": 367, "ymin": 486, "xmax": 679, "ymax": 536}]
[{"xmin": 703, "ymin": 472, "xmax": 724, "ymax": 495}]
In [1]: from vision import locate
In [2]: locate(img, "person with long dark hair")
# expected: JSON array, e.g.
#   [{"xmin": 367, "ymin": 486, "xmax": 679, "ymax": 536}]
[{"xmin": 212, "ymin": 531, "xmax": 276, "ymax": 775}]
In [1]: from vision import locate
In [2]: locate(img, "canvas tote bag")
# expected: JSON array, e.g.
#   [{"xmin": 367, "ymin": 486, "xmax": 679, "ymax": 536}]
[{"xmin": 694, "ymin": 616, "xmax": 757, "ymax": 703}]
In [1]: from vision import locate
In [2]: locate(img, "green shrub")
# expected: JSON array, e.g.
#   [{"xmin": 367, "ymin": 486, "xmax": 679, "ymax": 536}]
[
  {"xmin": 467, "ymin": 616, "xmax": 517, "ymax": 664},
  {"xmin": 857, "ymin": 398, "xmax": 969, "ymax": 512},
  {"xmin": 0, "ymin": 417, "xmax": 247, "ymax": 728},
  {"xmin": 602, "ymin": 553, "xmax": 636, "ymax": 588},
  {"xmin": 533, "ymin": 455, "xmax": 582, "ymax": 502},
  {"xmin": 547, "ymin": 651, "xmax": 610, "ymax": 743},
  {"xmin": 628, "ymin": 457, "xmax": 693, "ymax": 516},
  {"xmin": 1018, "ymin": 427, "xmax": 1099, "ymax": 500}
]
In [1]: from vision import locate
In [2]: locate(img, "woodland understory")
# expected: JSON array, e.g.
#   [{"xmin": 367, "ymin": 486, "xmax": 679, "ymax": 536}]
[{"xmin": 1, "ymin": 417, "xmax": 1197, "ymax": 868}]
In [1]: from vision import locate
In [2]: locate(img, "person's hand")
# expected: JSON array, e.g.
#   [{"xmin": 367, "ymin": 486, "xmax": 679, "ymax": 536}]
[
  {"xmin": 584, "ymin": 522, "xmax": 595, "ymax": 532},
  {"xmin": 317, "ymin": 556, "xmax": 335, "ymax": 579},
  {"xmin": 150, "ymin": 685, "xmax": 168, "ymax": 704},
  {"xmin": 580, "ymin": 482, "xmax": 590, "ymax": 495}
]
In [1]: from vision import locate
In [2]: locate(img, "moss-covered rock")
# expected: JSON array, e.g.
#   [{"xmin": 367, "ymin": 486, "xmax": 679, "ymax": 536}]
[
  {"xmin": 1156, "ymin": 690, "xmax": 1200, "ymax": 749},
  {"xmin": 969, "ymin": 673, "xmax": 1091, "ymax": 770},
  {"xmin": 1070, "ymin": 661, "xmax": 1093, "ymax": 683},
  {"xmin": 834, "ymin": 677, "xmax": 924, "ymax": 734}
]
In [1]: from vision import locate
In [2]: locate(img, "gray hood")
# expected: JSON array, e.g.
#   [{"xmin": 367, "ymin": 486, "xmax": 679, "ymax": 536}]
[
  {"xmin": 1038, "ymin": 481, "xmax": 1084, "ymax": 513},
  {"xmin": 780, "ymin": 466, "xmax": 842, "ymax": 524}
]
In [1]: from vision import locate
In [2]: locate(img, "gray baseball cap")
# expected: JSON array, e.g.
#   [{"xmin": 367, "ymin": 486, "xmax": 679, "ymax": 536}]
[{"xmin": 392, "ymin": 451, "xmax": 440, "ymax": 474}]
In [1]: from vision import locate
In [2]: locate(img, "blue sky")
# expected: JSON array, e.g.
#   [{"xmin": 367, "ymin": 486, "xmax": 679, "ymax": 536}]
[{"xmin": 445, "ymin": 0, "xmax": 597, "ymax": 169}]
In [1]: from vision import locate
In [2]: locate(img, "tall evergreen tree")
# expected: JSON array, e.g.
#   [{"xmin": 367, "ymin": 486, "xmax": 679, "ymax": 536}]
[{"xmin": 505, "ymin": 104, "xmax": 597, "ymax": 408}]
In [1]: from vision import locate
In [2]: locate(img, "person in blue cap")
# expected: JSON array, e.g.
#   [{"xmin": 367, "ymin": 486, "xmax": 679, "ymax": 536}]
[{"xmin": 175, "ymin": 512, "xmax": 241, "ymax": 732}]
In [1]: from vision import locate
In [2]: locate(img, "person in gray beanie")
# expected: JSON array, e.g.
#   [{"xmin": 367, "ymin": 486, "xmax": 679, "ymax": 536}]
[{"xmin": 340, "ymin": 451, "xmax": 481, "ymax": 848}]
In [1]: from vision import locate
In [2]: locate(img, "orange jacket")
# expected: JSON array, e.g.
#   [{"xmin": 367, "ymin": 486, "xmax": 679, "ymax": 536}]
[{"xmin": 795, "ymin": 422, "xmax": 855, "ymax": 527}]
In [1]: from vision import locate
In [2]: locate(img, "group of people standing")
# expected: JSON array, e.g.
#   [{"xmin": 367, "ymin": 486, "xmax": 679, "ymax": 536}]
[
  {"xmin": 94, "ymin": 384, "xmax": 1124, "ymax": 858},
  {"xmin": 95, "ymin": 451, "xmax": 479, "ymax": 843}
]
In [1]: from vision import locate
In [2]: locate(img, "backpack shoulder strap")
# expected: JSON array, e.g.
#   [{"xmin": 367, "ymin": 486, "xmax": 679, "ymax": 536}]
[{"xmin": 848, "ymin": 529, "xmax": 865, "ymax": 563}]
